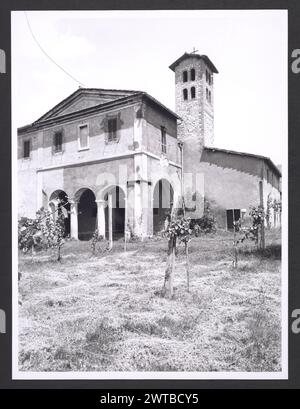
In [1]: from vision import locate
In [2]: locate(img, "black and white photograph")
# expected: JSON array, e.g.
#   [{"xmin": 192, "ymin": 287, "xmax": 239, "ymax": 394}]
[{"xmin": 12, "ymin": 9, "xmax": 288, "ymax": 379}]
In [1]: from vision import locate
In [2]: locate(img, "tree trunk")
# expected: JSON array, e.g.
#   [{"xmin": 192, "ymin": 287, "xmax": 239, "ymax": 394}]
[
  {"xmin": 162, "ymin": 236, "xmax": 176, "ymax": 298},
  {"xmin": 57, "ymin": 245, "xmax": 61, "ymax": 262},
  {"xmin": 233, "ymin": 226, "xmax": 238, "ymax": 268},
  {"xmin": 108, "ymin": 193, "xmax": 113, "ymax": 250},
  {"xmin": 185, "ymin": 240, "xmax": 190, "ymax": 292},
  {"xmin": 259, "ymin": 180, "xmax": 266, "ymax": 249}
]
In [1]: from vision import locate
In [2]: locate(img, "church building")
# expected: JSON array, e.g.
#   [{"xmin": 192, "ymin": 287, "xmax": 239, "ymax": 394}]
[{"xmin": 17, "ymin": 52, "xmax": 281, "ymax": 240}]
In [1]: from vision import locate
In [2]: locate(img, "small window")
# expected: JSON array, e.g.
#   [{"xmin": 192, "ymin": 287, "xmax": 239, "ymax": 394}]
[
  {"xmin": 53, "ymin": 131, "xmax": 63, "ymax": 153},
  {"xmin": 206, "ymin": 69, "xmax": 212, "ymax": 84},
  {"xmin": 161, "ymin": 127, "xmax": 167, "ymax": 154},
  {"xmin": 23, "ymin": 140, "xmax": 30, "ymax": 159},
  {"xmin": 183, "ymin": 70, "xmax": 188, "ymax": 82},
  {"xmin": 190, "ymin": 68, "xmax": 195, "ymax": 81},
  {"xmin": 191, "ymin": 87, "xmax": 196, "ymax": 99},
  {"xmin": 107, "ymin": 118, "xmax": 118, "ymax": 142},
  {"xmin": 183, "ymin": 88, "xmax": 188, "ymax": 100},
  {"xmin": 78, "ymin": 124, "xmax": 89, "ymax": 149},
  {"xmin": 206, "ymin": 88, "xmax": 211, "ymax": 103}
]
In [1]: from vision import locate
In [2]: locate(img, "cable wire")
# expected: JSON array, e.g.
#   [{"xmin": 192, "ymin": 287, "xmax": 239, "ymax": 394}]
[{"xmin": 24, "ymin": 11, "xmax": 86, "ymax": 87}]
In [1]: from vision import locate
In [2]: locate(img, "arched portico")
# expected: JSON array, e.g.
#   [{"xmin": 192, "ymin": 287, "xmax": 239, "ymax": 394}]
[
  {"xmin": 73, "ymin": 188, "xmax": 97, "ymax": 241},
  {"xmin": 153, "ymin": 178, "xmax": 174, "ymax": 233},
  {"xmin": 96, "ymin": 185, "xmax": 126, "ymax": 240},
  {"xmin": 49, "ymin": 189, "xmax": 70, "ymax": 237}
]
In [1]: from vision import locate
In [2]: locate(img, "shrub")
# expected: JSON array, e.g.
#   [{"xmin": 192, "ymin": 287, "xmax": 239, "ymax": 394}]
[
  {"xmin": 18, "ymin": 206, "xmax": 66, "ymax": 260},
  {"xmin": 91, "ymin": 229, "xmax": 110, "ymax": 255},
  {"xmin": 190, "ymin": 199, "xmax": 216, "ymax": 235}
]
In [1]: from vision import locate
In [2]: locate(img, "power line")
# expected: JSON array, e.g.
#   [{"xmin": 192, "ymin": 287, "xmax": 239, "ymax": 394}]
[{"xmin": 24, "ymin": 11, "xmax": 86, "ymax": 87}]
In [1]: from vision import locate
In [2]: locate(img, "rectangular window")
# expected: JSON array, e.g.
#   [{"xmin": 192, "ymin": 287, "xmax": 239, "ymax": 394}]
[
  {"xmin": 108, "ymin": 118, "xmax": 118, "ymax": 142},
  {"xmin": 23, "ymin": 140, "xmax": 30, "ymax": 158},
  {"xmin": 161, "ymin": 127, "xmax": 167, "ymax": 154},
  {"xmin": 54, "ymin": 131, "xmax": 63, "ymax": 153},
  {"xmin": 78, "ymin": 124, "xmax": 89, "ymax": 149},
  {"xmin": 226, "ymin": 209, "xmax": 241, "ymax": 230}
]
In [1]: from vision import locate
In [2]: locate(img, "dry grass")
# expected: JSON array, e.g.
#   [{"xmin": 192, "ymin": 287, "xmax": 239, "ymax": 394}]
[{"xmin": 18, "ymin": 229, "xmax": 282, "ymax": 372}]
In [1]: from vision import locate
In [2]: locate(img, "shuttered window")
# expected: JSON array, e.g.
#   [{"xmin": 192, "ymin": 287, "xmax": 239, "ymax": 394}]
[
  {"xmin": 23, "ymin": 140, "xmax": 30, "ymax": 158},
  {"xmin": 78, "ymin": 124, "xmax": 89, "ymax": 149},
  {"xmin": 108, "ymin": 118, "xmax": 118, "ymax": 142},
  {"xmin": 54, "ymin": 131, "xmax": 63, "ymax": 153}
]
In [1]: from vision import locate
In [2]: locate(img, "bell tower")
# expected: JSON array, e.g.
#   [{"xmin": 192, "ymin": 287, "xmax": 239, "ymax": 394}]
[
  {"xmin": 169, "ymin": 52, "xmax": 218, "ymax": 149},
  {"xmin": 169, "ymin": 52, "xmax": 218, "ymax": 216}
]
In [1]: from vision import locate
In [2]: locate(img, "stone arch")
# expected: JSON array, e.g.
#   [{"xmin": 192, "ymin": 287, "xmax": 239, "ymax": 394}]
[
  {"xmin": 100, "ymin": 185, "xmax": 126, "ymax": 240},
  {"xmin": 153, "ymin": 178, "xmax": 174, "ymax": 233},
  {"xmin": 74, "ymin": 187, "xmax": 97, "ymax": 241},
  {"xmin": 49, "ymin": 189, "xmax": 70, "ymax": 237}
]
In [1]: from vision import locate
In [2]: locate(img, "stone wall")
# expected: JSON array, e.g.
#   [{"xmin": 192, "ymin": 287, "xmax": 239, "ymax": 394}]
[
  {"xmin": 198, "ymin": 150, "xmax": 281, "ymax": 228},
  {"xmin": 172, "ymin": 55, "xmax": 215, "ymax": 218}
]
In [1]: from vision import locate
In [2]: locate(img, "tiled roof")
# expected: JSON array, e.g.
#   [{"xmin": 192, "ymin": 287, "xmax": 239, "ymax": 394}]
[{"xmin": 169, "ymin": 53, "xmax": 218, "ymax": 73}]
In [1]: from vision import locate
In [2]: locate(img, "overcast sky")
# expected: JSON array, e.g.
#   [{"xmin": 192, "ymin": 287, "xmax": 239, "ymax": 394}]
[{"xmin": 11, "ymin": 10, "xmax": 287, "ymax": 165}]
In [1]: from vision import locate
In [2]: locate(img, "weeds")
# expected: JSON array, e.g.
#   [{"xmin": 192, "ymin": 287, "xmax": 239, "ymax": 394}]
[{"xmin": 18, "ymin": 229, "xmax": 281, "ymax": 372}]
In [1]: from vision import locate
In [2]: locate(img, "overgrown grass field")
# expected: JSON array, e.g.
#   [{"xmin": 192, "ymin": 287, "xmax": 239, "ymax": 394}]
[{"xmin": 18, "ymin": 229, "xmax": 282, "ymax": 372}]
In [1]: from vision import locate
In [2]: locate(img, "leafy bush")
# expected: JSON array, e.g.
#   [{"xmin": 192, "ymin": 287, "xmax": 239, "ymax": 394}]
[
  {"xmin": 18, "ymin": 207, "xmax": 66, "ymax": 260},
  {"xmin": 164, "ymin": 217, "xmax": 192, "ymax": 243},
  {"xmin": 18, "ymin": 216, "xmax": 41, "ymax": 253},
  {"xmin": 91, "ymin": 229, "xmax": 110, "ymax": 255},
  {"xmin": 236, "ymin": 205, "xmax": 265, "ymax": 246},
  {"xmin": 190, "ymin": 199, "xmax": 216, "ymax": 235}
]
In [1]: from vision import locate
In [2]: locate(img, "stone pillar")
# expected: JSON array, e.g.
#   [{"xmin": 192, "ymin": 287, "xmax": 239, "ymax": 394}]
[
  {"xmin": 133, "ymin": 153, "xmax": 150, "ymax": 238},
  {"xmin": 132, "ymin": 104, "xmax": 149, "ymax": 238},
  {"xmin": 69, "ymin": 200, "xmax": 78, "ymax": 240},
  {"xmin": 124, "ymin": 196, "xmax": 128, "ymax": 233},
  {"xmin": 108, "ymin": 193, "xmax": 113, "ymax": 249},
  {"xmin": 36, "ymin": 171, "xmax": 43, "ymax": 210},
  {"xmin": 95, "ymin": 200, "xmax": 106, "ymax": 238}
]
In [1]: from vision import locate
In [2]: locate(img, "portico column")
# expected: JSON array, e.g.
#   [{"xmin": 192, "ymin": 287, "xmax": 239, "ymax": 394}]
[
  {"xmin": 69, "ymin": 200, "xmax": 78, "ymax": 240},
  {"xmin": 108, "ymin": 193, "xmax": 113, "ymax": 248},
  {"xmin": 95, "ymin": 200, "xmax": 106, "ymax": 238}
]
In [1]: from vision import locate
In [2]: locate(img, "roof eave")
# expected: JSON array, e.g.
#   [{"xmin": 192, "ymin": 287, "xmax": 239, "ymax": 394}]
[
  {"xmin": 204, "ymin": 147, "xmax": 281, "ymax": 177},
  {"xmin": 169, "ymin": 53, "xmax": 218, "ymax": 73},
  {"xmin": 18, "ymin": 91, "xmax": 181, "ymax": 135},
  {"xmin": 141, "ymin": 92, "xmax": 181, "ymax": 120}
]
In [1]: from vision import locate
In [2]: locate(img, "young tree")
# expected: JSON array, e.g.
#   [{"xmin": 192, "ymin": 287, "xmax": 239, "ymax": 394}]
[
  {"xmin": 232, "ymin": 205, "xmax": 267, "ymax": 267},
  {"xmin": 162, "ymin": 215, "xmax": 193, "ymax": 298}
]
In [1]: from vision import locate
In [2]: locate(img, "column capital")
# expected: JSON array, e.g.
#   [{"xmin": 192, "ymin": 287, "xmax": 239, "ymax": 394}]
[
  {"xmin": 95, "ymin": 199, "xmax": 106, "ymax": 204},
  {"xmin": 68, "ymin": 199, "xmax": 79, "ymax": 205}
]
